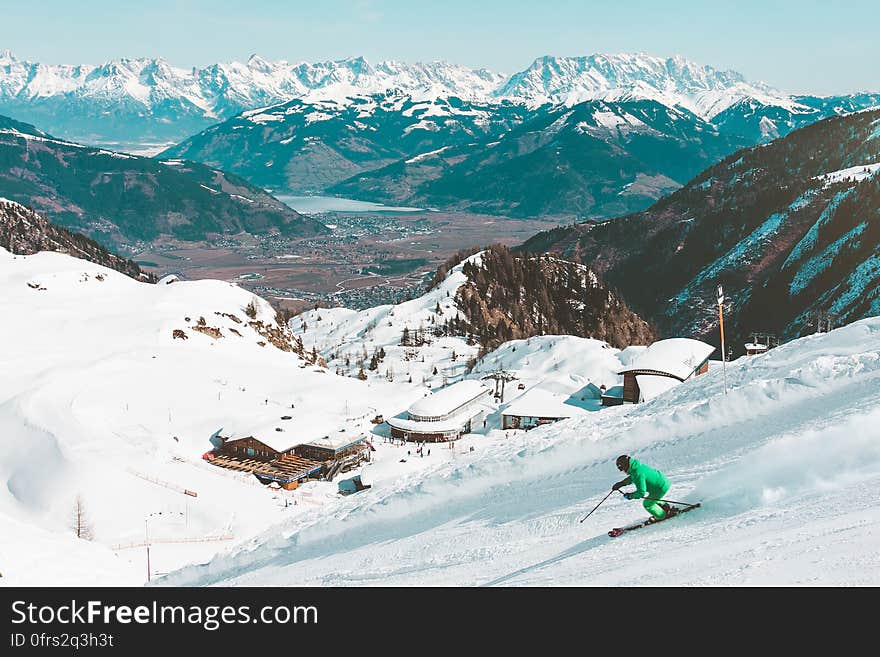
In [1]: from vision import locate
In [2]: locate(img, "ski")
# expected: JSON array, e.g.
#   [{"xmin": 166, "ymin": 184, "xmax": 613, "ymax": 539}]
[{"xmin": 607, "ymin": 503, "xmax": 701, "ymax": 538}]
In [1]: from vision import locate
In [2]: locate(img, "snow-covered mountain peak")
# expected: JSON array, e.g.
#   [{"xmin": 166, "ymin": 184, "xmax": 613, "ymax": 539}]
[
  {"xmin": 1, "ymin": 50, "xmax": 861, "ymax": 148},
  {"xmin": 0, "ymin": 50, "xmax": 835, "ymax": 118},
  {"xmin": 245, "ymin": 53, "xmax": 277, "ymax": 73},
  {"xmin": 0, "ymin": 196, "xmax": 27, "ymax": 211},
  {"xmin": 493, "ymin": 52, "xmax": 787, "ymax": 118}
]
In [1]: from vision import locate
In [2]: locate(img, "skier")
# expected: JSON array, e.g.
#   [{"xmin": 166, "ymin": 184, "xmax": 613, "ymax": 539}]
[{"xmin": 611, "ymin": 454, "xmax": 673, "ymax": 522}]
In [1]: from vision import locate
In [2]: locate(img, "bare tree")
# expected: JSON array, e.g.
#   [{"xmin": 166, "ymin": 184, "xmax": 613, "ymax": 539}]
[
  {"xmin": 244, "ymin": 298, "xmax": 258, "ymax": 320},
  {"xmin": 72, "ymin": 495, "xmax": 94, "ymax": 541}
]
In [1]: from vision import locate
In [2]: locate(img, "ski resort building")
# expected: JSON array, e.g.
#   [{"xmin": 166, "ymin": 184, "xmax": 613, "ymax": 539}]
[
  {"xmin": 501, "ymin": 388, "xmax": 590, "ymax": 430},
  {"xmin": 387, "ymin": 379, "xmax": 492, "ymax": 442},
  {"xmin": 207, "ymin": 430, "xmax": 370, "ymax": 489},
  {"xmin": 603, "ymin": 338, "xmax": 715, "ymax": 405}
]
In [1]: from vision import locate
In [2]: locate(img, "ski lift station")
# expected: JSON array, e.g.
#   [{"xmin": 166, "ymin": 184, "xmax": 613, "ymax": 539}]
[
  {"xmin": 602, "ymin": 338, "xmax": 715, "ymax": 405},
  {"xmin": 387, "ymin": 379, "xmax": 493, "ymax": 442},
  {"xmin": 745, "ymin": 332, "xmax": 778, "ymax": 356}
]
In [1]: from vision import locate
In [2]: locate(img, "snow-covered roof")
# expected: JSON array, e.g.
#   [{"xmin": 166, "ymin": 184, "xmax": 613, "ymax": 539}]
[
  {"xmin": 221, "ymin": 402, "xmax": 376, "ymax": 454},
  {"xmin": 304, "ymin": 431, "xmax": 367, "ymax": 452},
  {"xmin": 387, "ymin": 415, "xmax": 473, "ymax": 434},
  {"xmin": 227, "ymin": 426, "xmax": 370, "ymax": 454},
  {"xmin": 619, "ymin": 338, "xmax": 715, "ymax": 381},
  {"xmin": 388, "ymin": 398, "xmax": 493, "ymax": 433},
  {"xmin": 409, "ymin": 379, "xmax": 492, "ymax": 418},
  {"xmin": 502, "ymin": 389, "xmax": 589, "ymax": 419},
  {"xmin": 601, "ymin": 385, "xmax": 624, "ymax": 398},
  {"xmin": 635, "ymin": 374, "xmax": 681, "ymax": 402}
]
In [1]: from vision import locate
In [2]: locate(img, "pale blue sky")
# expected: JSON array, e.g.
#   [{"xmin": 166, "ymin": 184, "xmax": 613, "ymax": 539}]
[{"xmin": 1, "ymin": 0, "xmax": 877, "ymax": 94}]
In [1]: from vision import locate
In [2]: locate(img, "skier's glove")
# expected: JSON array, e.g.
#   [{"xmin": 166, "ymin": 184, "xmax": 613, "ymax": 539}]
[
  {"xmin": 623, "ymin": 493, "xmax": 633, "ymax": 500},
  {"xmin": 611, "ymin": 482, "xmax": 623, "ymax": 491}
]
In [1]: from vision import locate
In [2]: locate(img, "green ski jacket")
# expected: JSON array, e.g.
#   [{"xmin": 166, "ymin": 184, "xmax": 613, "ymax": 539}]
[{"xmin": 620, "ymin": 458, "xmax": 668, "ymax": 499}]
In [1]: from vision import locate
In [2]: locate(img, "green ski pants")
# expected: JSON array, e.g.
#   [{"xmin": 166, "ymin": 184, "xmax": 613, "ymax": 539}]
[{"xmin": 643, "ymin": 483, "xmax": 670, "ymax": 519}]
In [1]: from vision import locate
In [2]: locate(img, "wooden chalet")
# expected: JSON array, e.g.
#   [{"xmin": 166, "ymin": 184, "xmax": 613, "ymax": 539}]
[{"xmin": 206, "ymin": 430, "xmax": 371, "ymax": 489}]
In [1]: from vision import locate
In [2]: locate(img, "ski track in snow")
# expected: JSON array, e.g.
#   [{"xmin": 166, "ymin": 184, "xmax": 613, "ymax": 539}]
[{"xmin": 162, "ymin": 321, "xmax": 880, "ymax": 587}]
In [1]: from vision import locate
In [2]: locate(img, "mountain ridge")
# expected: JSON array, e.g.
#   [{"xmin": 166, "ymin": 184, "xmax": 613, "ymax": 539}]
[
  {"xmin": 0, "ymin": 198, "xmax": 153, "ymax": 281},
  {"xmin": 520, "ymin": 108, "xmax": 880, "ymax": 348},
  {"xmin": 5, "ymin": 49, "xmax": 872, "ymax": 147},
  {"xmin": 0, "ymin": 113, "xmax": 327, "ymax": 245}
]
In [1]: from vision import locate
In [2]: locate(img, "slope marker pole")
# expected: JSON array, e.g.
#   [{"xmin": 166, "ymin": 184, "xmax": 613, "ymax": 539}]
[{"xmin": 717, "ymin": 285, "xmax": 728, "ymax": 394}]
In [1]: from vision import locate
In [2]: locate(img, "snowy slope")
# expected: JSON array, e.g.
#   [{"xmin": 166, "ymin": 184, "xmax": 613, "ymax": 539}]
[
  {"xmin": 291, "ymin": 255, "xmax": 480, "ymax": 389},
  {"xmin": 471, "ymin": 335, "xmax": 624, "ymax": 397},
  {"xmin": 0, "ymin": 247, "xmax": 420, "ymax": 585},
  {"xmin": 163, "ymin": 317, "xmax": 880, "ymax": 586}
]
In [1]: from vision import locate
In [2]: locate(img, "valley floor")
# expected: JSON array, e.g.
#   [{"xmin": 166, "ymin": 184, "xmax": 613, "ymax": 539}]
[{"xmin": 131, "ymin": 211, "xmax": 561, "ymax": 312}]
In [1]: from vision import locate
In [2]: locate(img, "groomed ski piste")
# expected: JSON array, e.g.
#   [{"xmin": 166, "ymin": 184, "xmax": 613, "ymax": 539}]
[
  {"xmin": 4, "ymin": 243, "xmax": 880, "ymax": 586},
  {"xmin": 163, "ymin": 316, "xmax": 880, "ymax": 586}
]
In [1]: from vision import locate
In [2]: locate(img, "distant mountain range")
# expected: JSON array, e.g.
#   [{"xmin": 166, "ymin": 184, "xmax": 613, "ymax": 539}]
[
  {"xmin": 0, "ymin": 114, "xmax": 326, "ymax": 245},
  {"xmin": 323, "ymin": 98, "xmax": 747, "ymax": 219},
  {"xmin": 2, "ymin": 49, "xmax": 877, "ymax": 147},
  {"xmin": 162, "ymin": 94, "xmax": 544, "ymax": 198},
  {"xmin": 0, "ymin": 50, "xmax": 505, "ymax": 147},
  {"xmin": 2, "ymin": 50, "xmax": 878, "ymax": 222},
  {"xmin": 153, "ymin": 53, "xmax": 877, "ymax": 220},
  {"xmin": 520, "ymin": 109, "xmax": 880, "ymax": 347}
]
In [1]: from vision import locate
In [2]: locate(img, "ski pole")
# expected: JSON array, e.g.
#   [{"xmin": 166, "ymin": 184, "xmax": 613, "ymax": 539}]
[
  {"xmin": 579, "ymin": 489, "xmax": 623, "ymax": 523},
  {"xmin": 642, "ymin": 496, "xmax": 698, "ymax": 508}
]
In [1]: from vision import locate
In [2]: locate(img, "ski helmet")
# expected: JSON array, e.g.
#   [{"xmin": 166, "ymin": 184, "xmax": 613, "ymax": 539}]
[{"xmin": 616, "ymin": 455, "xmax": 630, "ymax": 472}]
